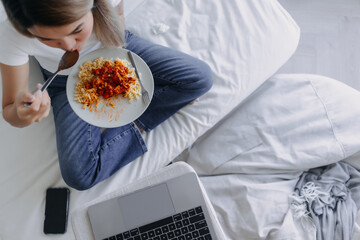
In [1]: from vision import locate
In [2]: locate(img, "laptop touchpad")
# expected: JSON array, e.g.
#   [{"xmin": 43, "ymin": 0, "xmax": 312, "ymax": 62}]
[{"xmin": 118, "ymin": 183, "xmax": 176, "ymax": 229}]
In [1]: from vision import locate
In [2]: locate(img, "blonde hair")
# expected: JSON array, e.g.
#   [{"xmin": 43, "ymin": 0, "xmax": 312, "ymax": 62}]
[{"xmin": 1, "ymin": 0, "xmax": 124, "ymax": 47}]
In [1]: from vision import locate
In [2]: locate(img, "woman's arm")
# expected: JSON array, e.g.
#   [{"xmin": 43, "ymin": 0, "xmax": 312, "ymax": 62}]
[{"xmin": 1, "ymin": 63, "xmax": 51, "ymax": 128}]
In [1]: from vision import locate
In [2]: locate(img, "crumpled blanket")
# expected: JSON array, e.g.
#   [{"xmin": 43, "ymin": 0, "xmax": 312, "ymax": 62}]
[{"xmin": 290, "ymin": 161, "xmax": 360, "ymax": 240}]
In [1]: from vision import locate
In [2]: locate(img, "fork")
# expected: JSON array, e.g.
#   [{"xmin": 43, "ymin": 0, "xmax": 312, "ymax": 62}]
[{"xmin": 127, "ymin": 51, "xmax": 151, "ymax": 105}]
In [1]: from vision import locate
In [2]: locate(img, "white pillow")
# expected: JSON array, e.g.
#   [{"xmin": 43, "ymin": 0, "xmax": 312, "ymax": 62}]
[{"xmin": 181, "ymin": 73, "xmax": 360, "ymax": 175}]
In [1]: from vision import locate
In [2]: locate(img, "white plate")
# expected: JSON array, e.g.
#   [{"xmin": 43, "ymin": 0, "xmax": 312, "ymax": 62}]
[{"xmin": 66, "ymin": 48, "xmax": 154, "ymax": 128}]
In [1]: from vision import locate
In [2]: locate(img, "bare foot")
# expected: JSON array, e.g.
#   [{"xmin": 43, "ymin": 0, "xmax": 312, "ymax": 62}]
[{"xmin": 189, "ymin": 98, "xmax": 199, "ymax": 105}]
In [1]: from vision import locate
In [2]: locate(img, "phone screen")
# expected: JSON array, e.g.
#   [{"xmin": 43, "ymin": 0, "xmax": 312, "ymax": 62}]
[{"xmin": 44, "ymin": 188, "xmax": 70, "ymax": 234}]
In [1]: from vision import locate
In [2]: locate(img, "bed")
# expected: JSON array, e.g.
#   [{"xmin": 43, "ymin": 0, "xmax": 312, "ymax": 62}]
[{"xmin": 1, "ymin": 0, "xmax": 359, "ymax": 239}]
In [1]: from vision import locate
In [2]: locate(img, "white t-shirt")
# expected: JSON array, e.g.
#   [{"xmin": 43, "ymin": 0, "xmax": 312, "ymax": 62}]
[{"xmin": 0, "ymin": 0, "xmax": 121, "ymax": 75}]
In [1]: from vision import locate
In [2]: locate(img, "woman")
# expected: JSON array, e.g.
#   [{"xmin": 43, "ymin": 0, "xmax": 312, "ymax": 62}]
[{"xmin": 0, "ymin": 0, "xmax": 213, "ymax": 190}]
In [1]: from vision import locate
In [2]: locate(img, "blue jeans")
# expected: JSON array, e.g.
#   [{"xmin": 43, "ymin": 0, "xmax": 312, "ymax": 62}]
[{"xmin": 42, "ymin": 31, "xmax": 213, "ymax": 190}]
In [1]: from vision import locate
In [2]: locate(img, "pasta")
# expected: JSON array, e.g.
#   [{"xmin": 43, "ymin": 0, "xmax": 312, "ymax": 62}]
[{"xmin": 74, "ymin": 57, "xmax": 141, "ymax": 111}]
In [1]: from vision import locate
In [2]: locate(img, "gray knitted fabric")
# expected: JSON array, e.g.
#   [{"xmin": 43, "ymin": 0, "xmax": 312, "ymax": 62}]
[{"xmin": 292, "ymin": 162, "xmax": 360, "ymax": 240}]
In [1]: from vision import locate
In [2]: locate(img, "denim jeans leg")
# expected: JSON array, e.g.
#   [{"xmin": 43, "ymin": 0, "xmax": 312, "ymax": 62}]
[
  {"xmin": 44, "ymin": 72, "xmax": 147, "ymax": 191},
  {"xmin": 124, "ymin": 31, "xmax": 213, "ymax": 131}
]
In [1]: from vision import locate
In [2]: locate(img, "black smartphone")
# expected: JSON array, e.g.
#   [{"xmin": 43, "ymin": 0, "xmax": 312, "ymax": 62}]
[{"xmin": 44, "ymin": 187, "xmax": 70, "ymax": 234}]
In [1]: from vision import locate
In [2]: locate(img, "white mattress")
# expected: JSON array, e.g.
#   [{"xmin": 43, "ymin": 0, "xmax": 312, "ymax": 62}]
[{"xmin": 0, "ymin": 0, "xmax": 300, "ymax": 239}]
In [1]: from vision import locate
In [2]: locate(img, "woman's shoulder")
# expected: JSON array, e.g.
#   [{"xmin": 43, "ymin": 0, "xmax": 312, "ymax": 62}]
[
  {"xmin": 0, "ymin": 20, "xmax": 32, "ymax": 48},
  {"xmin": 0, "ymin": 20, "xmax": 33, "ymax": 66}
]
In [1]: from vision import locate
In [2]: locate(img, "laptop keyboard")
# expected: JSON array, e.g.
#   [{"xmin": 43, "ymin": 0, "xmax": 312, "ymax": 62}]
[{"xmin": 103, "ymin": 206, "xmax": 212, "ymax": 240}]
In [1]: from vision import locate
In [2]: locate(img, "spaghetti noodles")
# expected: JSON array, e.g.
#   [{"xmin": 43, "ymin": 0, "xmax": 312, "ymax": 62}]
[{"xmin": 74, "ymin": 57, "xmax": 141, "ymax": 111}]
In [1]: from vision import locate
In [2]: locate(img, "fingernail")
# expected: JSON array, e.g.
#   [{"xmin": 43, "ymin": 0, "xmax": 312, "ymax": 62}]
[
  {"xmin": 34, "ymin": 89, "xmax": 42, "ymax": 96},
  {"xmin": 28, "ymin": 95, "xmax": 35, "ymax": 101}
]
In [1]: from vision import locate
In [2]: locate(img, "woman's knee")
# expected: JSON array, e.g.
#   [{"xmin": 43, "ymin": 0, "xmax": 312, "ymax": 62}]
[
  {"xmin": 190, "ymin": 59, "xmax": 213, "ymax": 97},
  {"xmin": 199, "ymin": 61, "xmax": 213, "ymax": 92},
  {"xmin": 61, "ymin": 170, "xmax": 94, "ymax": 191},
  {"xmin": 59, "ymin": 156, "xmax": 97, "ymax": 191}
]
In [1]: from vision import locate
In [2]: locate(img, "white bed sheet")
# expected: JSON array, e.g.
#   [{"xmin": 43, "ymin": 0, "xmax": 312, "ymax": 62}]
[{"xmin": 0, "ymin": 0, "xmax": 300, "ymax": 239}]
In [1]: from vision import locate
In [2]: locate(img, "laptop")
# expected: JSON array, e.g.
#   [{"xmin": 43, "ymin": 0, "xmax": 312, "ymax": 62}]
[{"xmin": 87, "ymin": 172, "xmax": 220, "ymax": 240}]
